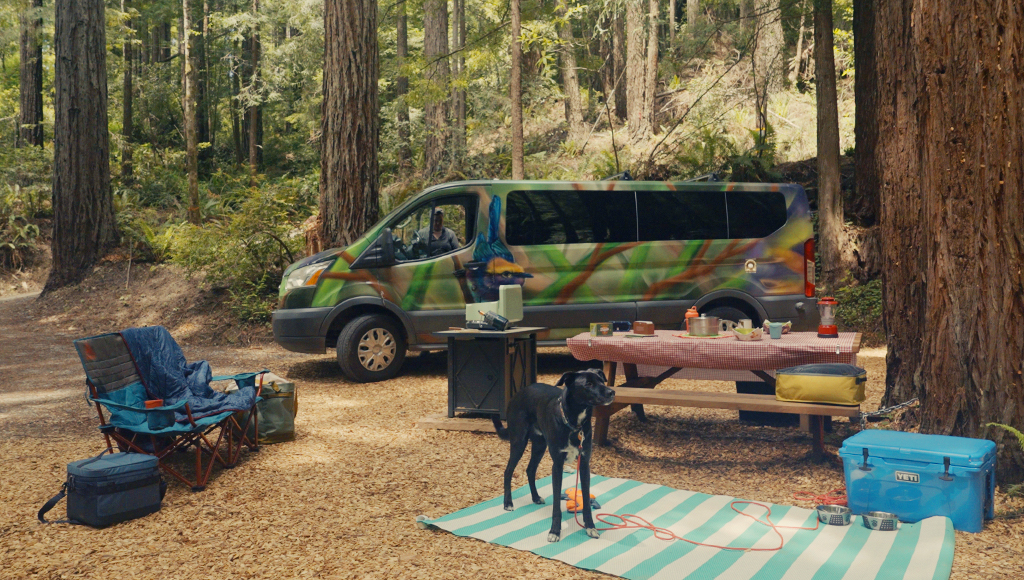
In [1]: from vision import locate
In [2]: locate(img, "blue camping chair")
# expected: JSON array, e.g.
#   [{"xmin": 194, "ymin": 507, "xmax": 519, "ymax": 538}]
[{"xmin": 74, "ymin": 326, "xmax": 267, "ymax": 491}]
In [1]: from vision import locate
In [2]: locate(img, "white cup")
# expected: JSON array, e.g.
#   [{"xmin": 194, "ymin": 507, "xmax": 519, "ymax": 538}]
[{"xmin": 739, "ymin": 319, "xmax": 752, "ymax": 329}]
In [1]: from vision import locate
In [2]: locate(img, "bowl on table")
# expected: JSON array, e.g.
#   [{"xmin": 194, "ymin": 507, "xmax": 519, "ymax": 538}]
[
  {"xmin": 761, "ymin": 320, "xmax": 792, "ymax": 334},
  {"xmin": 731, "ymin": 327, "xmax": 764, "ymax": 341}
]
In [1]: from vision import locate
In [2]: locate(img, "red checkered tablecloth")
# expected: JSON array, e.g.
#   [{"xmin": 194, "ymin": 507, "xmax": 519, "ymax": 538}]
[{"xmin": 566, "ymin": 330, "xmax": 858, "ymax": 372}]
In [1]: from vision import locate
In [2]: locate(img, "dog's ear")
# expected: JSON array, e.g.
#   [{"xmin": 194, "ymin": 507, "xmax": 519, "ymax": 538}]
[
  {"xmin": 593, "ymin": 368, "xmax": 607, "ymax": 383},
  {"xmin": 556, "ymin": 371, "xmax": 577, "ymax": 387}
]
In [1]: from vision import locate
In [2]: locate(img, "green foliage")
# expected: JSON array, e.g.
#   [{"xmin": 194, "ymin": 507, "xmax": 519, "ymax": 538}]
[
  {"xmin": 0, "ymin": 215, "xmax": 40, "ymax": 271},
  {"xmin": 0, "ymin": 147, "xmax": 53, "ymax": 218},
  {"xmin": 723, "ymin": 125, "xmax": 782, "ymax": 183},
  {"xmin": 834, "ymin": 278, "xmax": 884, "ymax": 340},
  {"xmin": 986, "ymin": 423, "xmax": 1024, "ymax": 496}
]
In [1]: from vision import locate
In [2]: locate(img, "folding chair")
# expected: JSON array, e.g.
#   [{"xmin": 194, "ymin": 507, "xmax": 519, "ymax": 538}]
[{"xmin": 74, "ymin": 327, "xmax": 267, "ymax": 491}]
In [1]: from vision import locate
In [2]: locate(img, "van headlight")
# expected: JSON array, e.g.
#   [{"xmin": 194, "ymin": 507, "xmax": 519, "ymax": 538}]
[{"xmin": 284, "ymin": 262, "xmax": 332, "ymax": 293}]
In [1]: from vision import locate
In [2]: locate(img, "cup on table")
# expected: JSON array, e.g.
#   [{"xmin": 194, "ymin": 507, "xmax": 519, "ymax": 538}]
[
  {"xmin": 768, "ymin": 322, "xmax": 785, "ymax": 339},
  {"xmin": 739, "ymin": 319, "xmax": 752, "ymax": 329}
]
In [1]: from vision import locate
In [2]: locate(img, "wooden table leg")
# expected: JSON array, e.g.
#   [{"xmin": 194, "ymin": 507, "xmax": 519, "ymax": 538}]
[
  {"xmin": 603, "ymin": 361, "xmax": 617, "ymax": 387},
  {"xmin": 810, "ymin": 415, "xmax": 825, "ymax": 458},
  {"xmin": 594, "ymin": 403, "xmax": 627, "ymax": 446},
  {"xmin": 622, "ymin": 364, "xmax": 647, "ymax": 421}
]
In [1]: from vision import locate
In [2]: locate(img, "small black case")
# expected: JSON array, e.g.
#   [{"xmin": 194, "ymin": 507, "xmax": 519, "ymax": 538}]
[{"xmin": 39, "ymin": 451, "xmax": 165, "ymax": 527}]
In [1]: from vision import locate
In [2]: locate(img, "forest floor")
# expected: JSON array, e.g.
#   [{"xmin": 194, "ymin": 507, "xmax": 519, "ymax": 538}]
[{"xmin": 0, "ymin": 263, "xmax": 1021, "ymax": 579}]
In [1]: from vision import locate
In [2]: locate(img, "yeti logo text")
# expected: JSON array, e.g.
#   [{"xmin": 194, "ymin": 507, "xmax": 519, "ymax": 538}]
[{"xmin": 895, "ymin": 471, "xmax": 920, "ymax": 483}]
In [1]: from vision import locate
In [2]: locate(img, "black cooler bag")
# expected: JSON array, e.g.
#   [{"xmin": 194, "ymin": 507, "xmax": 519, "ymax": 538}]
[{"xmin": 39, "ymin": 451, "xmax": 165, "ymax": 527}]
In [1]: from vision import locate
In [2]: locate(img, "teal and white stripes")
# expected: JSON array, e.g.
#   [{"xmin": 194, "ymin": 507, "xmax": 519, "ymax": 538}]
[{"xmin": 426, "ymin": 475, "xmax": 954, "ymax": 580}]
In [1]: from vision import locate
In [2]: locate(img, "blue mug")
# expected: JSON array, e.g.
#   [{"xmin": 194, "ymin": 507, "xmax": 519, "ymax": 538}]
[{"xmin": 768, "ymin": 322, "xmax": 785, "ymax": 339}]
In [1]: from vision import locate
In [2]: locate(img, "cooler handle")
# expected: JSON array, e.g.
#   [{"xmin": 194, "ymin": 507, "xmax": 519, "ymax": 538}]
[
  {"xmin": 859, "ymin": 448, "xmax": 872, "ymax": 472},
  {"xmin": 939, "ymin": 456, "xmax": 954, "ymax": 481}
]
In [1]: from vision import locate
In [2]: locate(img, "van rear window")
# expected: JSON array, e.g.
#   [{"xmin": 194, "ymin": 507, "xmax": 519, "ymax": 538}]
[
  {"xmin": 635, "ymin": 191, "xmax": 728, "ymax": 241},
  {"xmin": 726, "ymin": 191, "xmax": 788, "ymax": 238},
  {"xmin": 506, "ymin": 191, "xmax": 637, "ymax": 245}
]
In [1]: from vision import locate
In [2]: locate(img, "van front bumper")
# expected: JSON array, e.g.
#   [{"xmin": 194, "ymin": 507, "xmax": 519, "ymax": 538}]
[{"xmin": 272, "ymin": 307, "xmax": 334, "ymax": 354}]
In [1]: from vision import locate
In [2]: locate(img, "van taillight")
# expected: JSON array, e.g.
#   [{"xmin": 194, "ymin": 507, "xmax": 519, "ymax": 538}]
[{"xmin": 804, "ymin": 238, "xmax": 815, "ymax": 297}]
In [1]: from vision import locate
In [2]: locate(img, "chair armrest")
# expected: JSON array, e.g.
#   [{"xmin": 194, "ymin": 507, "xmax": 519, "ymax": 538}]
[
  {"xmin": 211, "ymin": 370, "xmax": 270, "ymax": 397},
  {"xmin": 90, "ymin": 397, "xmax": 188, "ymax": 413}
]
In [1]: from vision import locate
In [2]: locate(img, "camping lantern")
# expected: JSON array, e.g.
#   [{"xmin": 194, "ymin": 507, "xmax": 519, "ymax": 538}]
[{"xmin": 817, "ymin": 297, "xmax": 839, "ymax": 338}]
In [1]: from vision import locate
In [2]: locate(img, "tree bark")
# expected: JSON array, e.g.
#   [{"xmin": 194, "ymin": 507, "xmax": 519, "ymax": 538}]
[
  {"xmin": 247, "ymin": 0, "xmax": 262, "ymax": 181},
  {"xmin": 231, "ymin": 45, "xmax": 243, "ymax": 168},
  {"xmin": 183, "ymin": 0, "xmax": 200, "ymax": 224},
  {"xmin": 423, "ymin": 0, "xmax": 449, "ymax": 176},
  {"xmin": 814, "ymin": 0, "xmax": 844, "ymax": 294},
  {"xmin": 318, "ymin": 0, "xmax": 379, "ymax": 248},
  {"xmin": 557, "ymin": 0, "xmax": 585, "ymax": 145},
  {"xmin": 396, "ymin": 0, "xmax": 411, "ymax": 169},
  {"xmin": 876, "ymin": 0, "xmax": 1024, "ymax": 474},
  {"xmin": 612, "ymin": 13, "xmax": 627, "ymax": 121},
  {"xmin": 18, "ymin": 0, "xmax": 44, "ymax": 147},
  {"xmin": 789, "ymin": 0, "xmax": 809, "ymax": 83},
  {"xmin": 852, "ymin": 0, "xmax": 878, "ymax": 225},
  {"xmin": 754, "ymin": 0, "xmax": 783, "ymax": 134},
  {"xmin": 451, "ymin": 0, "xmax": 467, "ymax": 160},
  {"xmin": 668, "ymin": 0, "xmax": 676, "ymax": 44},
  {"xmin": 46, "ymin": 0, "xmax": 117, "ymax": 291},
  {"xmin": 686, "ymin": 0, "xmax": 700, "ymax": 26},
  {"xmin": 121, "ymin": 0, "xmax": 134, "ymax": 178},
  {"xmin": 195, "ymin": 0, "xmax": 209, "ymax": 153},
  {"xmin": 510, "ymin": 0, "xmax": 524, "ymax": 179},
  {"xmin": 626, "ymin": 0, "xmax": 648, "ymax": 141},
  {"xmin": 644, "ymin": 0, "xmax": 660, "ymax": 135}
]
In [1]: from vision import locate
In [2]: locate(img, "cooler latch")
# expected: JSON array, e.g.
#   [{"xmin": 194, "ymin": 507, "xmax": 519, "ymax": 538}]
[
  {"xmin": 859, "ymin": 448, "xmax": 872, "ymax": 472},
  {"xmin": 939, "ymin": 456, "xmax": 954, "ymax": 481}
]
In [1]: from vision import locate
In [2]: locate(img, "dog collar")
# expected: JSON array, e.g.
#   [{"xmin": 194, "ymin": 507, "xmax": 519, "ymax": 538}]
[{"xmin": 557, "ymin": 387, "xmax": 577, "ymax": 430}]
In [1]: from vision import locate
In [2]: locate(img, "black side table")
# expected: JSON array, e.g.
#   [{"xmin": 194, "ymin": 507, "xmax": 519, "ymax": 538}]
[{"xmin": 434, "ymin": 327, "xmax": 545, "ymax": 420}]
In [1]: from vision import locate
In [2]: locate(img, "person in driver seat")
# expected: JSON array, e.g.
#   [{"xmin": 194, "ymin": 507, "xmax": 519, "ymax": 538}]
[{"xmin": 417, "ymin": 207, "xmax": 459, "ymax": 255}]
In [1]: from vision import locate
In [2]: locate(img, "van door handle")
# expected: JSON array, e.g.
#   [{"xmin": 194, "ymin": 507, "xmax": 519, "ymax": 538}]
[{"xmin": 465, "ymin": 261, "xmax": 486, "ymax": 269}]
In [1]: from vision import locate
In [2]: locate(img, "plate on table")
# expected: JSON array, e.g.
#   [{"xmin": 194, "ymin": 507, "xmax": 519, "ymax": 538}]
[{"xmin": 732, "ymin": 328, "xmax": 765, "ymax": 341}]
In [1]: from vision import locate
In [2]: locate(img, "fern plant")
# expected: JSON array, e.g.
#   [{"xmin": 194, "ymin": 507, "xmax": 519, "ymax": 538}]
[{"xmin": 987, "ymin": 423, "xmax": 1024, "ymax": 496}]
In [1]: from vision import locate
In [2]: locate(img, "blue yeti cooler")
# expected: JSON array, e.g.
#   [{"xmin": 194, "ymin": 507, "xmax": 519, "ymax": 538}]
[{"xmin": 839, "ymin": 430, "xmax": 996, "ymax": 533}]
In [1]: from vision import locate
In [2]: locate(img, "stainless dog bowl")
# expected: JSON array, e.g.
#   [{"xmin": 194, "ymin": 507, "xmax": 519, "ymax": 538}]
[
  {"xmin": 816, "ymin": 505, "xmax": 852, "ymax": 526},
  {"xmin": 862, "ymin": 511, "xmax": 900, "ymax": 531}
]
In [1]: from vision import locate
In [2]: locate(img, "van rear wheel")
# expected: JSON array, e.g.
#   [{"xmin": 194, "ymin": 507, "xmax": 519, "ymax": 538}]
[
  {"xmin": 702, "ymin": 306, "xmax": 752, "ymax": 328},
  {"xmin": 337, "ymin": 314, "xmax": 407, "ymax": 383}
]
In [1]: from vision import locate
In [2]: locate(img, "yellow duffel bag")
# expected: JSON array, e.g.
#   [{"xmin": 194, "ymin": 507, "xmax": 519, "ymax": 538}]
[{"xmin": 775, "ymin": 363, "xmax": 867, "ymax": 406}]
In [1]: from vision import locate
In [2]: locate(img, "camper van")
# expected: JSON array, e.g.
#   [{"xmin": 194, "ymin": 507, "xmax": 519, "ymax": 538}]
[{"xmin": 272, "ymin": 181, "xmax": 818, "ymax": 382}]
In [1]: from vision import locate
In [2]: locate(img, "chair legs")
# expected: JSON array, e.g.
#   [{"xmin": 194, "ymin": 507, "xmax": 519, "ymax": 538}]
[{"xmin": 107, "ymin": 409, "xmax": 260, "ymax": 492}]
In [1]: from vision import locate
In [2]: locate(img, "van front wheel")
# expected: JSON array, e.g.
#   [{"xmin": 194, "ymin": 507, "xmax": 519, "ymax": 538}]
[{"xmin": 337, "ymin": 314, "xmax": 407, "ymax": 383}]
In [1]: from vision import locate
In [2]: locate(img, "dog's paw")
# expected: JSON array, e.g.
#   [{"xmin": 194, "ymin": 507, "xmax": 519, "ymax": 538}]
[
  {"xmin": 532, "ymin": 496, "xmax": 545, "ymax": 505},
  {"xmin": 586, "ymin": 527, "xmax": 601, "ymax": 539},
  {"xmin": 547, "ymin": 533, "xmax": 561, "ymax": 543},
  {"xmin": 503, "ymin": 504, "xmax": 515, "ymax": 512}
]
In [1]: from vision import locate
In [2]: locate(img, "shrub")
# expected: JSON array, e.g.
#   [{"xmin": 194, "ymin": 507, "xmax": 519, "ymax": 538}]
[
  {"xmin": 987, "ymin": 423, "xmax": 1024, "ymax": 496},
  {"xmin": 834, "ymin": 277, "xmax": 884, "ymax": 341}
]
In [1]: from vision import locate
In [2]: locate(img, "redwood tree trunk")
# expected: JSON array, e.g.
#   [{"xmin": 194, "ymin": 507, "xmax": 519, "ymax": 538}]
[
  {"xmin": 852, "ymin": 0, "xmax": 878, "ymax": 225},
  {"xmin": 626, "ymin": 0, "xmax": 648, "ymax": 141},
  {"xmin": 451, "ymin": 0, "xmax": 467, "ymax": 159},
  {"xmin": 246, "ymin": 0, "xmax": 262, "ymax": 180},
  {"xmin": 18, "ymin": 0, "xmax": 44, "ymax": 147},
  {"xmin": 183, "ymin": 0, "xmax": 200, "ymax": 224},
  {"xmin": 510, "ymin": 0, "xmax": 524, "ymax": 179},
  {"xmin": 423, "ymin": 0, "xmax": 449, "ymax": 175},
  {"xmin": 612, "ymin": 13, "xmax": 626, "ymax": 121},
  {"xmin": 396, "ymin": 1, "xmax": 411, "ymax": 169},
  {"xmin": 814, "ymin": 0, "xmax": 845, "ymax": 294},
  {"xmin": 644, "ymin": 0, "xmax": 659, "ymax": 135},
  {"xmin": 121, "ymin": 0, "xmax": 134, "ymax": 178},
  {"xmin": 557, "ymin": 0, "xmax": 585, "ymax": 145},
  {"xmin": 318, "ymin": 0, "xmax": 379, "ymax": 248},
  {"xmin": 46, "ymin": 0, "xmax": 117, "ymax": 291},
  {"xmin": 876, "ymin": 0, "xmax": 1024, "ymax": 474}
]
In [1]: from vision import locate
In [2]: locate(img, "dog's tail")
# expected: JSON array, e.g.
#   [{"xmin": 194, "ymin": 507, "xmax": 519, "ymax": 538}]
[{"xmin": 491, "ymin": 416, "xmax": 509, "ymax": 440}]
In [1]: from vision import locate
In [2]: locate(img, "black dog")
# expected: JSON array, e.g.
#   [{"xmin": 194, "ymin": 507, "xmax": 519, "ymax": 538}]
[{"xmin": 492, "ymin": 369, "xmax": 615, "ymax": 542}]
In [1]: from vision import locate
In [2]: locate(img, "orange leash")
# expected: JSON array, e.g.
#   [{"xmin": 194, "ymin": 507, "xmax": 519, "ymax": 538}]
[{"xmin": 792, "ymin": 488, "xmax": 847, "ymax": 506}]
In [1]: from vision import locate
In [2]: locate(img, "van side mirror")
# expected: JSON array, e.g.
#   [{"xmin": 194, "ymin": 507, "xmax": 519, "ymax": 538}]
[{"xmin": 350, "ymin": 228, "xmax": 395, "ymax": 270}]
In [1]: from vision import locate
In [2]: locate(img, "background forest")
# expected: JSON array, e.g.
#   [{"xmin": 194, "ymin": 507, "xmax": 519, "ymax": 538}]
[{"xmin": 0, "ymin": 0, "xmax": 862, "ymax": 321}]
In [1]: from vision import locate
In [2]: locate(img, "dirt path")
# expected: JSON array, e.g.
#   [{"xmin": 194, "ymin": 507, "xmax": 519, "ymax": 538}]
[{"xmin": 0, "ymin": 293, "xmax": 1020, "ymax": 579}]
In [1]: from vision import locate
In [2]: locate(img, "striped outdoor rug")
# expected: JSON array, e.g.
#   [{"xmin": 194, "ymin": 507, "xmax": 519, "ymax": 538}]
[{"xmin": 424, "ymin": 475, "xmax": 955, "ymax": 580}]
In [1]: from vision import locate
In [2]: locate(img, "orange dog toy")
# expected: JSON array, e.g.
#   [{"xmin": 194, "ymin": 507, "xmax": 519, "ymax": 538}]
[{"xmin": 564, "ymin": 488, "xmax": 597, "ymax": 513}]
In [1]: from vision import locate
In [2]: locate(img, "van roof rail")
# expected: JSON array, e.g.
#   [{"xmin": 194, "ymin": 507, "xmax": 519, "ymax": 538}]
[
  {"xmin": 684, "ymin": 172, "xmax": 721, "ymax": 182},
  {"xmin": 600, "ymin": 170, "xmax": 633, "ymax": 181}
]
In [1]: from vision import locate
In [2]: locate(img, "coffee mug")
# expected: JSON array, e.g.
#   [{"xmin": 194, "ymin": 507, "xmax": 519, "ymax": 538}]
[
  {"xmin": 739, "ymin": 319, "xmax": 752, "ymax": 329},
  {"xmin": 720, "ymin": 320, "xmax": 738, "ymax": 333},
  {"xmin": 768, "ymin": 322, "xmax": 785, "ymax": 339}
]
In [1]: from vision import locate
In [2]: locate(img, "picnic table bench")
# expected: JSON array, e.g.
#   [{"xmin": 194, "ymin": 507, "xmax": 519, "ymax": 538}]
[{"xmin": 567, "ymin": 330, "xmax": 863, "ymax": 457}]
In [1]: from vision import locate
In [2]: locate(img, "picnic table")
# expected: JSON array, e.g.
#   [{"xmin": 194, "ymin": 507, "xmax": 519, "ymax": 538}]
[{"xmin": 566, "ymin": 330, "xmax": 863, "ymax": 455}]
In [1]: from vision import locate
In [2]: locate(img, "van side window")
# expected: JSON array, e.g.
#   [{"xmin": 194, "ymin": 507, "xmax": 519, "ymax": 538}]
[
  {"xmin": 506, "ymin": 191, "xmax": 637, "ymax": 246},
  {"xmin": 390, "ymin": 197, "xmax": 476, "ymax": 261},
  {"xmin": 635, "ymin": 191, "xmax": 728, "ymax": 241},
  {"xmin": 726, "ymin": 191, "xmax": 788, "ymax": 239}
]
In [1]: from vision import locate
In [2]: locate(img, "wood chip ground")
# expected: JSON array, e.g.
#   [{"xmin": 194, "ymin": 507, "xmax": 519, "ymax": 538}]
[{"xmin": 1, "ymin": 294, "xmax": 1021, "ymax": 579}]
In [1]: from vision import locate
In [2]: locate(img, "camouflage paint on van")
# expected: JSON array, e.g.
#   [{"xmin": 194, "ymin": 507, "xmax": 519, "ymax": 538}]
[{"xmin": 280, "ymin": 181, "xmax": 811, "ymax": 343}]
